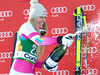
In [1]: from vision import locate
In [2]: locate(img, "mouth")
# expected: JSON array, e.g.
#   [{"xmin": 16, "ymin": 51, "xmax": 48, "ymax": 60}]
[
  {"xmin": 39, "ymin": 22, "xmax": 44, "ymax": 28},
  {"xmin": 39, "ymin": 22, "xmax": 44, "ymax": 25}
]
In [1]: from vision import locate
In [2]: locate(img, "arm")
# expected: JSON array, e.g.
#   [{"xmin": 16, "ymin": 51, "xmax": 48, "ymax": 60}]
[
  {"xmin": 19, "ymin": 22, "xmax": 73, "ymax": 47},
  {"xmin": 28, "ymin": 33, "xmax": 58, "ymax": 46},
  {"xmin": 19, "ymin": 22, "xmax": 59, "ymax": 46}
]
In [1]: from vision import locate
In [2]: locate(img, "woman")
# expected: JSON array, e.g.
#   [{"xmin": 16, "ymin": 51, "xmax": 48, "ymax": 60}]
[{"xmin": 9, "ymin": 0, "xmax": 74, "ymax": 75}]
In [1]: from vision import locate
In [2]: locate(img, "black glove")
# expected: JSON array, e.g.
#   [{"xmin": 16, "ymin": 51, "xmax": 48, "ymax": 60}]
[
  {"xmin": 39, "ymin": 29, "xmax": 46, "ymax": 36},
  {"xmin": 57, "ymin": 33, "xmax": 74, "ymax": 47}
]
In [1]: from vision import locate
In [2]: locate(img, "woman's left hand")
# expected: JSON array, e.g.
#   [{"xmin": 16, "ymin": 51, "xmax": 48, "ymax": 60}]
[{"xmin": 42, "ymin": 63, "xmax": 58, "ymax": 72}]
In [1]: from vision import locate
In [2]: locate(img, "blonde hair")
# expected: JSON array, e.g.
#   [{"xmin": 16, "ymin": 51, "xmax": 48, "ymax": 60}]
[{"xmin": 29, "ymin": 18, "xmax": 48, "ymax": 59}]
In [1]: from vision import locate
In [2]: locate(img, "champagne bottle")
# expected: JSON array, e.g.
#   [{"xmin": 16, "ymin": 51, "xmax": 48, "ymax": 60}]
[{"xmin": 44, "ymin": 44, "xmax": 67, "ymax": 69}]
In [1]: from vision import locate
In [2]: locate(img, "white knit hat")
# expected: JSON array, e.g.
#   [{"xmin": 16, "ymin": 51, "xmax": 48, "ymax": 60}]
[{"xmin": 29, "ymin": 0, "xmax": 48, "ymax": 18}]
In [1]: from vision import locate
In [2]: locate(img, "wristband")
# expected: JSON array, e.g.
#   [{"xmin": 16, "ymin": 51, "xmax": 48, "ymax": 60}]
[{"xmin": 57, "ymin": 36, "xmax": 63, "ymax": 44}]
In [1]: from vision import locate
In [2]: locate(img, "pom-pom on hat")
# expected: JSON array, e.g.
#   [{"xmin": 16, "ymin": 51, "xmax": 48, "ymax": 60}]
[{"xmin": 29, "ymin": 0, "xmax": 48, "ymax": 18}]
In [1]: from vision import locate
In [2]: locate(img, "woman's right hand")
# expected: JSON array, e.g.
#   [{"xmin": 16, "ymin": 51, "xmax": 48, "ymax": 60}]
[
  {"xmin": 62, "ymin": 33, "xmax": 74, "ymax": 47},
  {"xmin": 57, "ymin": 33, "xmax": 74, "ymax": 47}
]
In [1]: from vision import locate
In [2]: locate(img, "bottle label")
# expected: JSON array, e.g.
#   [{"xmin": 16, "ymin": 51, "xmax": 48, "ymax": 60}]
[{"xmin": 46, "ymin": 57, "xmax": 58, "ymax": 67}]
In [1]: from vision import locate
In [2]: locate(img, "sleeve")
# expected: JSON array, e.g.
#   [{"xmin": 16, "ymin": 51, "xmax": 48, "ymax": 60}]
[
  {"xmin": 34, "ymin": 60, "xmax": 43, "ymax": 68},
  {"xmin": 18, "ymin": 22, "xmax": 58, "ymax": 46}
]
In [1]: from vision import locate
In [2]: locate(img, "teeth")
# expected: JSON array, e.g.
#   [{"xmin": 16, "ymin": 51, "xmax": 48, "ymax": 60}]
[{"xmin": 39, "ymin": 23, "xmax": 44, "ymax": 25}]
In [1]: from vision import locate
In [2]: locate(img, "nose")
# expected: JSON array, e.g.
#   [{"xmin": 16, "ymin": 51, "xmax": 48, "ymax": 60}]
[{"xmin": 42, "ymin": 17, "xmax": 46, "ymax": 22}]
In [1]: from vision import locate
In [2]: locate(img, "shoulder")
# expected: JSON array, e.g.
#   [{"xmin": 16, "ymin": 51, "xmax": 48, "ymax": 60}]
[{"xmin": 20, "ymin": 22, "xmax": 35, "ymax": 29}]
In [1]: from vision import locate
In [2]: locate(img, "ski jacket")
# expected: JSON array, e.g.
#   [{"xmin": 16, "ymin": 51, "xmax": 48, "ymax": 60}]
[{"xmin": 14, "ymin": 21, "xmax": 58, "ymax": 64}]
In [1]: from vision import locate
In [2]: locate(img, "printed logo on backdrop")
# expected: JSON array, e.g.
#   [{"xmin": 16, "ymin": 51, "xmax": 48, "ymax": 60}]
[
  {"xmin": 35, "ymin": 71, "xmax": 42, "ymax": 75},
  {"xmin": 0, "ymin": 10, "xmax": 13, "ymax": 21},
  {"xmin": 82, "ymin": 68, "xmax": 98, "ymax": 75},
  {"xmin": 51, "ymin": 6, "xmax": 67, "ymax": 17},
  {"xmin": 23, "ymin": 9, "xmax": 30, "ymax": 19},
  {"xmin": 53, "ymin": 70, "xmax": 69, "ymax": 75},
  {"xmin": 0, "ymin": 73, "xmax": 9, "ymax": 75},
  {"xmin": 51, "ymin": 28, "xmax": 68, "ymax": 35},
  {"xmin": 79, "ymin": 4, "xmax": 96, "ymax": 11},
  {"xmin": 23, "ymin": 7, "xmax": 67, "ymax": 18},
  {"xmin": 0, "ymin": 31, "xmax": 13, "ymax": 42},
  {"xmin": 0, "ymin": 52, "xmax": 13, "ymax": 63},
  {"xmin": 82, "ymin": 46, "xmax": 97, "ymax": 57},
  {"xmin": 82, "ymin": 45, "xmax": 98, "ymax": 67},
  {"xmin": 65, "ymin": 49, "xmax": 69, "ymax": 55}
]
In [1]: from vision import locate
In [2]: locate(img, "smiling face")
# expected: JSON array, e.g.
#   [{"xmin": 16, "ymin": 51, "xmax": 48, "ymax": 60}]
[{"xmin": 35, "ymin": 16, "xmax": 47, "ymax": 29}]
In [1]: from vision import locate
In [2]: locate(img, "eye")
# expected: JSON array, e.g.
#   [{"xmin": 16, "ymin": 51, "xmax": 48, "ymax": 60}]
[
  {"xmin": 39, "ymin": 16, "xmax": 47, "ymax": 19},
  {"xmin": 40, "ymin": 16, "xmax": 43, "ymax": 18},
  {"xmin": 44, "ymin": 17, "xmax": 47, "ymax": 19}
]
